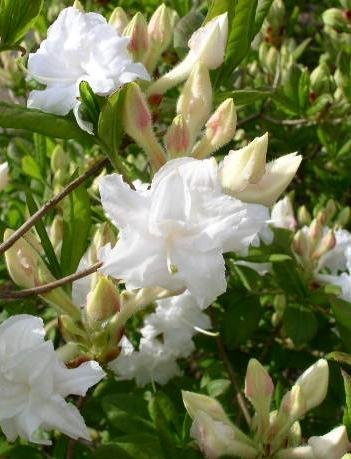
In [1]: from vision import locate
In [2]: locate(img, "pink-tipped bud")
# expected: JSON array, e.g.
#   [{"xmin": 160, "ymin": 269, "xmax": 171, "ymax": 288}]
[
  {"xmin": 280, "ymin": 385, "xmax": 306, "ymax": 421},
  {"xmin": 177, "ymin": 62, "xmax": 213, "ymax": 143},
  {"xmin": 294, "ymin": 359, "xmax": 329, "ymax": 413},
  {"xmin": 165, "ymin": 114, "xmax": 191, "ymax": 158},
  {"xmin": 312, "ymin": 230, "xmax": 336, "ymax": 260},
  {"xmin": 309, "ymin": 218, "xmax": 323, "ymax": 242},
  {"xmin": 123, "ymin": 12, "xmax": 149, "ymax": 61},
  {"xmin": 192, "ymin": 98, "xmax": 237, "ymax": 159},
  {"xmin": 124, "ymin": 83, "xmax": 166, "ymax": 170},
  {"xmin": 109, "ymin": 7, "xmax": 129, "ymax": 34},
  {"xmin": 292, "ymin": 230, "xmax": 310, "ymax": 257}
]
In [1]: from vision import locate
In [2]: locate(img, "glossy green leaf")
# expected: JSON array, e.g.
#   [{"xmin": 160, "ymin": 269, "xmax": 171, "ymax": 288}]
[
  {"xmin": 283, "ymin": 306, "xmax": 318, "ymax": 346},
  {"xmin": 330, "ymin": 297, "xmax": 351, "ymax": 352},
  {"xmin": 0, "ymin": 0, "xmax": 43, "ymax": 45},
  {"xmin": 79, "ymin": 80, "xmax": 101, "ymax": 130},
  {"xmin": 0, "ymin": 102, "xmax": 92, "ymax": 143},
  {"xmin": 204, "ymin": 0, "xmax": 233, "ymax": 23},
  {"xmin": 216, "ymin": 89, "xmax": 272, "ymax": 106}
]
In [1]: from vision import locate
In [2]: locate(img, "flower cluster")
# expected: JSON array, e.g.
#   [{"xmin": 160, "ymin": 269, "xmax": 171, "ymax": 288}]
[{"xmin": 183, "ymin": 359, "xmax": 350, "ymax": 459}]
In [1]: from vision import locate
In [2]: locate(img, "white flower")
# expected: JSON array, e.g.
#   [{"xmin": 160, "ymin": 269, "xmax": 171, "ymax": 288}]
[
  {"xmin": 0, "ymin": 162, "xmax": 9, "ymax": 191},
  {"xmin": 109, "ymin": 337, "xmax": 181, "ymax": 387},
  {"xmin": 308, "ymin": 425, "xmax": 349, "ymax": 459},
  {"xmin": 147, "ymin": 13, "xmax": 228, "ymax": 96},
  {"xmin": 27, "ymin": 7, "xmax": 149, "ymax": 131},
  {"xmin": 98, "ymin": 157, "xmax": 271, "ymax": 308},
  {"xmin": 141, "ymin": 292, "xmax": 211, "ymax": 356},
  {"xmin": 271, "ymin": 197, "xmax": 296, "ymax": 230},
  {"xmin": 0, "ymin": 315, "xmax": 105, "ymax": 444},
  {"xmin": 317, "ymin": 272, "xmax": 351, "ymax": 302}
]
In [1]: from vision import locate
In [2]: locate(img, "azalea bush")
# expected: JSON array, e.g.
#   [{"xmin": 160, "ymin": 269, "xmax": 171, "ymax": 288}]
[{"xmin": 2, "ymin": 0, "xmax": 351, "ymax": 458}]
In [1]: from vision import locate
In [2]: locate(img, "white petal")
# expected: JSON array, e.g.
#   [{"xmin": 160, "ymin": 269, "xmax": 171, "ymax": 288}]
[
  {"xmin": 54, "ymin": 360, "xmax": 105, "ymax": 397},
  {"xmin": 0, "ymin": 315, "xmax": 44, "ymax": 356},
  {"xmin": 28, "ymin": 85, "xmax": 77, "ymax": 116}
]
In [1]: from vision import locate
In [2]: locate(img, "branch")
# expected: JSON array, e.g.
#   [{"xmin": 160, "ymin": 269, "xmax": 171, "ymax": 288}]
[
  {"xmin": 0, "ymin": 157, "xmax": 109, "ymax": 257},
  {"xmin": 0, "ymin": 262, "xmax": 102, "ymax": 299},
  {"xmin": 216, "ymin": 336, "xmax": 252, "ymax": 428}
]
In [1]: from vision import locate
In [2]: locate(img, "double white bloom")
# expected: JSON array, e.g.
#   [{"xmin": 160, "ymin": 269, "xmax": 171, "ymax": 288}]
[
  {"xmin": 0, "ymin": 315, "xmax": 105, "ymax": 444},
  {"xmin": 99, "ymin": 157, "xmax": 271, "ymax": 308},
  {"xmin": 27, "ymin": 7, "xmax": 149, "ymax": 130}
]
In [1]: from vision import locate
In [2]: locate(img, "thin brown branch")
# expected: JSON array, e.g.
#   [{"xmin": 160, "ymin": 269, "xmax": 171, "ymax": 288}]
[
  {"xmin": 216, "ymin": 336, "xmax": 252, "ymax": 428},
  {"xmin": 0, "ymin": 262, "xmax": 102, "ymax": 299},
  {"xmin": 0, "ymin": 157, "xmax": 109, "ymax": 257}
]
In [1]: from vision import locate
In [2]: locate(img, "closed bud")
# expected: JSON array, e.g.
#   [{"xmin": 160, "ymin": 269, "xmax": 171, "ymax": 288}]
[
  {"xmin": 297, "ymin": 205, "xmax": 311, "ymax": 226},
  {"xmin": 109, "ymin": 7, "xmax": 129, "ymax": 35},
  {"xmin": 182, "ymin": 391, "xmax": 231, "ymax": 424},
  {"xmin": 245, "ymin": 359, "xmax": 274, "ymax": 435},
  {"xmin": 322, "ymin": 8, "xmax": 348, "ymax": 29},
  {"xmin": 336, "ymin": 207, "xmax": 350, "ymax": 227},
  {"xmin": 310, "ymin": 63, "xmax": 332, "ymax": 95},
  {"xmin": 50, "ymin": 215, "xmax": 64, "ymax": 253},
  {"xmin": 145, "ymin": 4, "xmax": 174, "ymax": 72},
  {"xmin": 147, "ymin": 13, "xmax": 228, "ymax": 96},
  {"xmin": 192, "ymin": 99, "xmax": 237, "ymax": 159},
  {"xmin": 280, "ymin": 385, "xmax": 306, "ymax": 421},
  {"xmin": 177, "ymin": 62, "xmax": 213, "ymax": 143},
  {"xmin": 90, "ymin": 223, "xmax": 116, "ymax": 263},
  {"xmin": 266, "ymin": 0, "xmax": 286, "ymax": 31},
  {"xmin": 165, "ymin": 114, "xmax": 191, "ymax": 158},
  {"xmin": 73, "ymin": 0, "xmax": 84, "ymax": 11},
  {"xmin": 309, "ymin": 218, "xmax": 323, "ymax": 242},
  {"xmin": 124, "ymin": 83, "xmax": 166, "ymax": 170},
  {"xmin": 292, "ymin": 230, "xmax": 310, "ymax": 257},
  {"xmin": 287, "ymin": 421, "xmax": 302, "ymax": 448},
  {"xmin": 312, "ymin": 230, "xmax": 336, "ymax": 260},
  {"xmin": 265, "ymin": 46, "xmax": 279, "ymax": 75},
  {"xmin": 294, "ymin": 359, "xmax": 329, "ymax": 413},
  {"xmin": 86, "ymin": 277, "xmax": 120, "ymax": 325},
  {"xmin": 123, "ymin": 13, "xmax": 149, "ymax": 61},
  {"xmin": 325, "ymin": 199, "xmax": 337, "ymax": 221}
]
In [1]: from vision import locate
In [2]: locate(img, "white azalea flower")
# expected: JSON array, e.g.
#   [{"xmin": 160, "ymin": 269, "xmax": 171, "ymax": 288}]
[
  {"xmin": 271, "ymin": 197, "xmax": 296, "ymax": 230},
  {"xmin": 109, "ymin": 336, "xmax": 181, "ymax": 387},
  {"xmin": 0, "ymin": 162, "xmax": 9, "ymax": 191},
  {"xmin": 318, "ymin": 229, "xmax": 351, "ymax": 274},
  {"xmin": 317, "ymin": 272, "xmax": 351, "ymax": 302},
  {"xmin": 0, "ymin": 315, "xmax": 105, "ymax": 444},
  {"xmin": 27, "ymin": 7, "xmax": 149, "ymax": 131},
  {"xmin": 98, "ymin": 157, "xmax": 271, "ymax": 308}
]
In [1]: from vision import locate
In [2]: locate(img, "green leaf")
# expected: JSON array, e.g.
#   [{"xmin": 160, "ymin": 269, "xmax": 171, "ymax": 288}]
[
  {"xmin": 21, "ymin": 155, "xmax": 42, "ymax": 181},
  {"xmin": 221, "ymin": 293, "xmax": 262, "ymax": 348},
  {"xmin": 342, "ymin": 370, "xmax": 351, "ymax": 437},
  {"xmin": 204, "ymin": 0, "xmax": 232, "ymax": 23},
  {"xmin": 79, "ymin": 80, "xmax": 101, "ymax": 130},
  {"xmin": 60, "ymin": 182, "xmax": 91, "ymax": 276},
  {"xmin": 0, "ymin": 0, "xmax": 43, "ymax": 45},
  {"xmin": 33, "ymin": 133, "xmax": 48, "ymax": 176},
  {"xmin": 219, "ymin": 0, "xmax": 258, "ymax": 82},
  {"xmin": 283, "ymin": 306, "xmax": 318, "ymax": 346},
  {"xmin": 0, "ymin": 102, "xmax": 92, "ymax": 143},
  {"xmin": 254, "ymin": 0, "xmax": 274, "ymax": 35},
  {"xmin": 98, "ymin": 87, "xmax": 126, "ymax": 169},
  {"xmin": 270, "ymin": 254, "xmax": 307, "ymax": 298},
  {"xmin": 26, "ymin": 191, "xmax": 61, "ymax": 278},
  {"xmin": 330, "ymin": 297, "xmax": 351, "ymax": 352},
  {"xmin": 216, "ymin": 89, "xmax": 272, "ymax": 106},
  {"xmin": 328, "ymin": 352, "xmax": 351, "ymax": 366}
]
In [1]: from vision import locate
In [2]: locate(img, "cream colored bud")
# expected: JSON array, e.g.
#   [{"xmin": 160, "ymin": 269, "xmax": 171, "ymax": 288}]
[
  {"xmin": 145, "ymin": 4, "xmax": 174, "ymax": 72},
  {"xmin": 123, "ymin": 13, "xmax": 149, "ymax": 61},
  {"xmin": 245, "ymin": 359, "xmax": 274, "ymax": 435},
  {"xmin": 124, "ymin": 83, "xmax": 166, "ymax": 170},
  {"xmin": 311, "ymin": 230, "xmax": 336, "ymax": 260},
  {"xmin": 280, "ymin": 385, "xmax": 306, "ymax": 421},
  {"xmin": 266, "ymin": 0, "xmax": 286, "ymax": 30},
  {"xmin": 310, "ymin": 63, "xmax": 332, "ymax": 95},
  {"xmin": 147, "ymin": 13, "xmax": 228, "ymax": 96},
  {"xmin": 220, "ymin": 133, "xmax": 268, "ymax": 193},
  {"xmin": 165, "ymin": 115, "xmax": 191, "ymax": 158},
  {"xmin": 109, "ymin": 7, "xmax": 129, "ymax": 34},
  {"xmin": 73, "ymin": 0, "xmax": 84, "ymax": 11},
  {"xmin": 176, "ymin": 63, "xmax": 213, "ymax": 143},
  {"xmin": 325, "ymin": 199, "xmax": 337, "ymax": 221},
  {"xmin": 182, "ymin": 391, "xmax": 231, "ymax": 424},
  {"xmin": 86, "ymin": 277, "xmax": 120, "ymax": 325},
  {"xmin": 287, "ymin": 421, "xmax": 302, "ymax": 448},
  {"xmin": 192, "ymin": 99, "xmax": 237, "ymax": 159},
  {"xmin": 292, "ymin": 230, "xmax": 310, "ymax": 257},
  {"xmin": 336, "ymin": 207, "xmax": 350, "ymax": 227},
  {"xmin": 294, "ymin": 359, "xmax": 329, "ymax": 413},
  {"xmin": 322, "ymin": 8, "xmax": 348, "ymax": 29},
  {"xmin": 50, "ymin": 215, "xmax": 64, "ymax": 253},
  {"xmin": 90, "ymin": 223, "xmax": 116, "ymax": 263},
  {"xmin": 297, "ymin": 205, "xmax": 311, "ymax": 226},
  {"xmin": 309, "ymin": 218, "xmax": 323, "ymax": 242}
]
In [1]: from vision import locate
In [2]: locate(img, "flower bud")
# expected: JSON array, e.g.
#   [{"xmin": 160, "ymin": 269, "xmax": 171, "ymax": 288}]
[
  {"xmin": 310, "ymin": 63, "xmax": 332, "ymax": 95},
  {"xmin": 123, "ymin": 83, "xmax": 166, "ymax": 170},
  {"xmin": 245, "ymin": 359, "xmax": 274, "ymax": 435},
  {"xmin": 311, "ymin": 230, "xmax": 336, "ymax": 260},
  {"xmin": 280, "ymin": 385, "xmax": 306, "ymax": 421},
  {"xmin": 297, "ymin": 205, "xmax": 312, "ymax": 226},
  {"xmin": 182, "ymin": 391, "xmax": 231, "ymax": 423},
  {"xmin": 292, "ymin": 230, "xmax": 310, "ymax": 257},
  {"xmin": 59, "ymin": 314, "xmax": 88, "ymax": 343},
  {"xmin": 325, "ymin": 199, "xmax": 337, "ymax": 221},
  {"xmin": 123, "ymin": 13, "xmax": 149, "ymax": 62},
  {"xmin": 309, "ymin": 218, "xmax": 323, "ymax": 243},
  {"xmin": 86, "ymin": 277, "xmax": 120, "ymax": 325},
  {"xmin": 147, "ymin": 13, "xmax": 228, "ymax": 96},
  {"xmin": 109, "ymin": 7, "xmax": 129, "ymax": 34},
  {"xmin": 192, "ymin": 99, "xmax": 237, "ymax": 159},
  {"xmin": 322, "ymin": 8, "xmax": 348, "ymax": 29},
  {"xmin": 266, "ymin": 0, "xmax": 286, "ymax": 32},
  {"xmin": 145, "ymin": 4, "xmax": 174, "ymax": 72},
  {"xmin": 51, "ymin": 145, "xmax": 67, "ymax": 171},
  {"xmin": 294, "ymin": 359, "xmax": 329, "ymax": 413},
  {"xmin": 287, "ymin": 421, "xmax": 302, "ymax": 447},
  {"xmin": 49, "ymin": 215, "xmax": 64, "ymax": 253},
  {"xmin": 0, "ymin": 162, "xmax": 9, "ymax": 192},
  {"xmin": 90, "ymin": 223, "xmax": 116, "ymax": 263},
  {"xmin": 308, "ymin": 426, "xmax": 349, "ymax": 459},
  {"xmin": 176, "ymin": 63, "xmax": 213, "ymax": 143},
  {"xmin": 190, "ymin": 411, "xmax": 258, "ymax": 459},
  {"xmin": 73, "ymin": 0, "xmax": 84, "ymax": 11},
  {"xmin": 336, "ymin": 207, "xmax": 350, "ymax": 227},
  {"xmin": 165, "ymin": 114, "xmax": 191, "ymax": 158}
]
